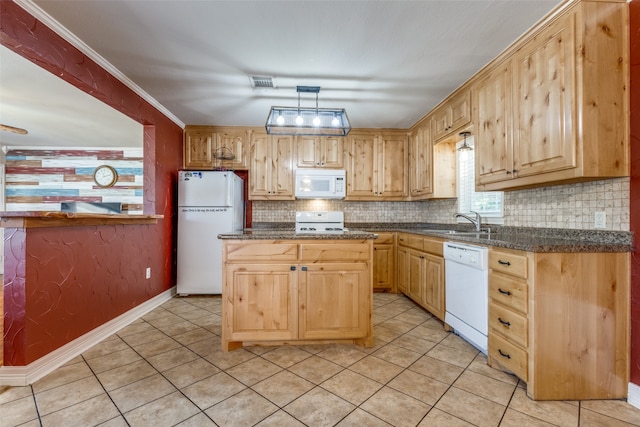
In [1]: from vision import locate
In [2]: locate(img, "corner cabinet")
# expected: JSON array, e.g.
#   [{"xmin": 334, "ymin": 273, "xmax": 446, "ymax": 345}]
[
  {"xmin": 431, "ymin": 88, "xmax": 471, "ymax": 142},
  {"xmin": 473, "ymin": 0, "xmax": 629, "ymax": 190},
  {"xmin": 184, "ymin": 126, "xmax": 214, "ymax": 169},
  {"xmin": 346, "ymin": 131, "xmax": 408, "ymax": 200},
  {"xmin": 488, "ymin": 247, "xmax": 629, "ymax": 400},
  {"xmin": 222, "ymin": 239, "xmax": 373, "ymax": 351},
  {"xmin": 249, "ymin": 132, "xmax": 294, "ymax": 200},
  {"xmin": 296, "ymin": 136, "xmax": 344, "ymax": 168}
]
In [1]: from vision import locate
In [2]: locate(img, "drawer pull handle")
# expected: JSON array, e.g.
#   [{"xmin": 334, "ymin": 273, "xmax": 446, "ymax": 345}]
[
  {"xmin": 498, "ymin": 317, "xmax": 511, "ymax": 327},
  {"xmin": 498, "ymin": 349, "xmax": 511, "ymax": 359},
  {"xmin": 498, "ymin": 288, "xmax": 512, "ymax": 296},
  {"xmin": 498, "ymin": 260, "xmax": 511, "ymax": 266}
]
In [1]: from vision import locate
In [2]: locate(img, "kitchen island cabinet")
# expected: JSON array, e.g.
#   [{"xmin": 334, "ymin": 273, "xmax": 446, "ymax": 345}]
[{"xmin": 221, "ymin": 238, "xmax": 373, "ymax": 351}]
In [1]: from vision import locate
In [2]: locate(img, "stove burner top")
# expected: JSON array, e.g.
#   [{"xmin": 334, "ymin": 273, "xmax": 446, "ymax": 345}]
[{"xmin": 295, "ymin": 211, "xmax": 345, "ymax": 234}]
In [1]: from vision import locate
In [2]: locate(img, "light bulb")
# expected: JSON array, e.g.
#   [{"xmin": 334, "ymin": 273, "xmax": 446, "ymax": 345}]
[
  {"xmin": 295, "ymin": 115, "xmax": 304, "ymax": 125},
  {"xmin": 313, "ymin": 116, "xmax": 321, "ymax": 126},
  {"xmin": 276, "ymin": 114, "xmax": 285, "ymax": 125},
  {"xmin": 331, "ymin": 116, "xmax": 340, "ymax": 126}
]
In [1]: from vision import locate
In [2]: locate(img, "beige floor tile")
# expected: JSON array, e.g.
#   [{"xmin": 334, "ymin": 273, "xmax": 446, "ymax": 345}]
[
  {"xmin": 360, "ymin": 386, "xmax": 431, "ymax": 427},
  {"xmin": 204, "ymin": 347, "xmax": 256, "ymax": 370},
  {"xmin": 190, "ymin": 315, "xmax": 222, "ymax": 331},
  {"xmin": 109, "ymin": 374, "xmax": 177, "ymax": 413},
  {"xmin": 0, "ymin": 385, "xmax": 32, "ymax": 405},
  {"xmin": 393, "ymin": 310, "xmax": 432, "ymax": 326},
  {"xmin": 245, "ymin": 345, "xmax": 277, "ymax": 355},
  {"xmin": 187, "ymin": 337, "xmax": 220, "ymax": 357},
  {"xmin": 467, "ymin": 353, "xmax": 519, "ymax": 385},
  {"xmin": 124, "ymin": 390, "xmax": 200, "ymax": 427},
  {"xmin": 359, "ymin": 337, "xmax": 390, "ymax": 354},
  {"xmin": 32, "ymin": 361, "xmax": 94, "ymax": 393},
  {"xmin": 254, "ymin": 409, "xmax": 306, "ymax": 426},
  {"xmin": 387, "ymin": 370, "xmax": 449, "ymax": 405},
  {"xmin": 316, "ymin": 344, "xmax": 368, "ymax": 367},
  {"xmin": 95, "ymin": 416, "xmax": 129, "ymax": 427},
  {"xmin": 61, "ymin": 355, "xmax": 84, "ymax": 367},
  {"xmin": 81, "ymin": 337, "xmax": 130, "ymax": 360},
  {"xmin": 374, "ymin": 325, "xmax": 405, "ymax": 342},
  {"xmin": 141, "ymin": 308, "xmax": 172, "ymax": 321},
  {"xmin": 581, "ymin": 399, "xmax": 640, "ymax": 425},
  {"xmin": 284, "ymin": 387, "xmax": 355, "ymax": 427},
  {"xmin": 174, "ymin": 412, "xmax": 217, "ymax": 426},
  {"xmin": 508, "ymin": 387, "xmax": 579, "ymax": 426},
  {"xmin": 163, "ymin": 357, "xmax": 220, "ymax": 389},
  {"xmin": 175, "ymin": 307, "xmax": 212, "ymax": 319},
  {"xmin": 321, "ymin": 369, "xmax": 383, "ymax": 405},
  {"xmin": 288, "ymin": 355, "xmax": 344, "ymax": 384},
  {"xmin": 377, "ymin": 318, "xmax": 417, "ymax": 334},
  {"xmin": 579, "ymin": 407, "xmax": 638, "ymax": 426},
  {"xmin": 251, "ymin": 370, "xmax": 315, "ymax": 407},
  {"xmin": 146, "ymin": 346, "xmax": 200, "ymax": 371},
  {"xmin": 434, "ymin": 386, "xmax": 506, "ymax": 427},
  {"xmin": 1, "ymin": 394, "xmax": 39, "ymax": 427},
  {"xmin": 120, "ymin": 329, "xmax": 167, "ymax": 346},
  {"xmin": 226, "ymin": 357, "xmax": 282, "ymax": 386},
  {"xmin": 182, "ymin": 372, "xmax": 246, "ymax": 410},
  {"xmin": 453, "ymin": 369, "xmax": 517, "ymax": 406},
  {"xmin": 406, "ymin": 322, "xmax": 450, "ymax": 343},
  {"xmin": 417, "ymin": 408, "xmax": 475, "ymax": 426},
  {"xmin": 40, "ymin": 393, "xmax": 119, "ymax": 427},
  {"xmin": 372, "ymin": 343, "xmax": 422, "ymax": 368},
  {"xmin": 35, "ymin": 376, "xmax": 105, "ymax": 416},
  {"xmin": 117, "ymin": 321, "xmax": 157, "ymax": 337},
  {"xmin": 146, "ymin": 313, "xmax": 186, "ymax": 328},
  {"xmin": 155, "ymin": 320, "xmax": 201, "ymax": 336},
  {"xmin": 409, "ymin": 354, "xmax": 464, "ymax": 385},
  {"xmin": 349, "ymin": 355, "xmax": 404, "ymax": 384},
  {"xmin": 336, "ymin": 408, "xmax": 392, "ymax": 426},
  {"xmin": 172, "ymin": 327, "xmax": 217, "ymax": 346},
  {"xmin": 391, "ymin": 334, "xmax": 437, "ymax": 354},
  {"xmin": 96, "ymin": 359, "xmax": 157, "ymax": 391},
  {"xmin": 260, "ymin": 345, "xmax": 312, "ymax": 368},
  {"xmin": 132, "ymin": 336, "xmax": 183, "ymax": 358},
  {"xmin": 499, "ymin": 408, "xmax": 556, "ymax": 426},
  {"xmin": 85, "ymin": 347, "xmax": 143, "ymax": 374},
  {"xmin": 427, "ymin": 342, "xmax": 478, "ymax": 368},
  {"xmin": 205, "ymin": 388, "xmax": 278, "ymax": 426},
  {"xmin": 440, "ymin": 333, "xmax": 481, "ymax": 352}
]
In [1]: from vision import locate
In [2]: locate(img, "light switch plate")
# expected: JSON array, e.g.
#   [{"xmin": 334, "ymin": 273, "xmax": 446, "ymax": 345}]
[{"xmin": 594, "ymin": 211, "xmax": 606, "ymax": 229}]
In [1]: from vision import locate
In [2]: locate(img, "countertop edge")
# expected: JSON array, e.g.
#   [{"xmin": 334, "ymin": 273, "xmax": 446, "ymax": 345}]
[{"xmin": 0, "ymin": 212, "xmax": 164, "ymax": 228}]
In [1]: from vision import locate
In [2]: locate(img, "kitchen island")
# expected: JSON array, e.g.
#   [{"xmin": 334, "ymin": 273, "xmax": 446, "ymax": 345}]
[{"xmin": 218, "ymin": 230, "xmax": 377, "ymax": 351}]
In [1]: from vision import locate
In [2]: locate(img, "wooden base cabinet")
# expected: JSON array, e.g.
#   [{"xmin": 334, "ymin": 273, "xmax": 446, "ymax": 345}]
[
  {"xmin": 372, "ymin": 232, "xmax": 396, "ymax": 293},
  {"xmin": 222, "ymin": 239, "xmax": 373, "ymax": 351},
  {"xmin": 488, "ymin": 247, "xmax": 629, "ymax": 400}
]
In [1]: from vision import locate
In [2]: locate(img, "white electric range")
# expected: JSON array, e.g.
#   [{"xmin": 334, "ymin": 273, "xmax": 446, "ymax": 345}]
[{"xmin": 295, "ymin": 211, "xmax": 346, "ymax": 234}]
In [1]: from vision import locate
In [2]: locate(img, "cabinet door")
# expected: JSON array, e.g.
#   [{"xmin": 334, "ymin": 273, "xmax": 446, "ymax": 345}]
[
  {"xmin": 226, "ymin": 264, "xmax": 298, "ymax": 342},
  {"xmin": 271, "ymin": 135, "xmax": 294, "ymax": 197},
  {"xmin": 214, "ymin": 129, "xmax": 248, "ymax": 170},
  {"xmin": 373, "ymin": 240, "xmax": 395, "ymax": 292},
  {"xmin": 513, "ymin": 11, "xmax": 576, "ymax": 178},
  {"xmin": 432, "ymin": 89, "xmax": 471, "ymax": 141},
  {"xmin": 423, "ymin": 254, "xmax": 445, "ymax": 320},
  {"xmin": 406, "ymin": 249, "xmax": 426, "ymax": 306},
  {"xmin": 346, "ymin": 134, "xmax": 377, "ymax": 198},
  {"xmin": 249, "ymin": 134, "xmax": 294, "ymax": 199},
  {"xmin": 410, "ymin": 124, "xmax": 432, "ymax": 198},
  {"xmin": 475, "ymin": 60, "xmax": 513, "ymax": 185},
  {"xmin": 299, "ymin": 263, "xmax": 370, "ymax": 340},
  {"xmin": 296, "ymin": 136, "xmax": 320, "ymax": 167},
  {"xmin": 184, "ymin": 129, "xmax": 214, "ymax": 169},
  {"xmin": 378, "ymin": 134, "xmax": 408, "ymax": 198},
  {"xmin": 396, "ymin": 246, "xmax": 408, "ymax": 294},
  {"xmin": 321, "ymin": 137, "xmax": 344, "ymax": 168},
  {"xmin": 432, "ymin": 106, "xmax": 452, "ymax": 141},
  {"xmin": 249, "ymin": 133, "xmax": 271, "ymax": 197}
]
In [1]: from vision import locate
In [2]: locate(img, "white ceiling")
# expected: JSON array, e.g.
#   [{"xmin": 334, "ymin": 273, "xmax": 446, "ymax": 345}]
[{"xmin": 4, "ymin": 0, "xmax": 564, "ymax": 146}]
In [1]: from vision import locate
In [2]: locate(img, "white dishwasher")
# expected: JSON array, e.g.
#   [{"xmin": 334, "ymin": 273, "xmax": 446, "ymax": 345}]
[{"xmin": 444, "ymin": 241, "xmax": 489, "ymax": 354}]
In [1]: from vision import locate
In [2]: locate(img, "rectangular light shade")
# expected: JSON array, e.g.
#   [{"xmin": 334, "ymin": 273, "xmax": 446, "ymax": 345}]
[{"xmin": 265, "ymin": 106, "xmax": 350, "ymax": 136}]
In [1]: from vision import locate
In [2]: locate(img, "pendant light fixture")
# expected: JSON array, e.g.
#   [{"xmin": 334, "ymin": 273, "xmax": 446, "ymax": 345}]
[
  {"xmin": 458, "ymin": 131, "xmax": 473, "ymax": 151},
  {"xmin": 266, "ymin": 86, "xmax": 350, "ymax": 136}
]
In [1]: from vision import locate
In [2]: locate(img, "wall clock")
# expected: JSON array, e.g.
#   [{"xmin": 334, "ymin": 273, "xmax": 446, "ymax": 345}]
[{"xmin": 93, "ymin": 165, "xmax": 118, "ymax": 188}]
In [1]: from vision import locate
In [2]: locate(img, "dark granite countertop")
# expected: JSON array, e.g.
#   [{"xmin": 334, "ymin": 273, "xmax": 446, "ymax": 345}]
[
  {"xmin": 218, "ymin": 229, "xmax": 378, "ymax": 240},
  {"xmin": 242, "ymin": 222, "xmax": 633, "ymax": 253}
]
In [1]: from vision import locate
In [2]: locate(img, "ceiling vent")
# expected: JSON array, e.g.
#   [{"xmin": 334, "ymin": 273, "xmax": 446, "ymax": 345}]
[{"xmin": 250, "ymin": 75, "xmax": 275, "ymax": 89}]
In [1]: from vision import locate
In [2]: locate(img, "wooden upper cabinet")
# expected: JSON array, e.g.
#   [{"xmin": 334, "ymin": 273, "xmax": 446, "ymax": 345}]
[
  {"xmin": 409, "ymin": 123, "xmax": 432, "ymax": 198},
  {"xmin": 184, "ymin": 126, "xmax": 214, "ymax": 169},
  {"xmin": 432, "ymin": 88, "xmax": 471, "ymax": 141},
  {"xmin": 249, "ymin": 132, "xmax": 294, "ymax": 200},
  {"xmin": 473, "ymin": 1, "xmax": 629, "ymax": 191},
  {"xmin": 346, "ymin": 131, "xmax": 408, "ymax": 200},
  {"xmin": 296, "ymin": 136, "xmax": 344, "ymax": 168},
  {"xmin": 213, "ymin": 128, "xmax": 249, "ymax": 170}
]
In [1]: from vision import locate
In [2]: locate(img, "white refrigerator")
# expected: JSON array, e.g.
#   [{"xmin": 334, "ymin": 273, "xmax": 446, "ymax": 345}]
[{"xmin": 177, "ymin": 171, "xmax": 244, "ymax": 295}]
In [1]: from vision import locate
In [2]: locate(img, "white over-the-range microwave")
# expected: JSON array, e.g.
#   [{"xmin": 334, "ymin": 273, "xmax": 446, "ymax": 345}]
[{"xmin": 294, "ymin": 169, "xmax": 346, "ymax": 199}]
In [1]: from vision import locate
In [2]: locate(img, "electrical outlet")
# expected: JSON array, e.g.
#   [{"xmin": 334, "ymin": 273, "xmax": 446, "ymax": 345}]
[
  {"xmin": 145, "ymin": 267, "xmax": 151, "ymax": 279},
  {"xmin": 594, "ymin": 211, "xmax": 606, "ymax": 229}
]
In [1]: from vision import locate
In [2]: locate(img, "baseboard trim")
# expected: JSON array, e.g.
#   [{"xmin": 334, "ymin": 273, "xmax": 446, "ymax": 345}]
[
  {"xmin": 629, "ymin": 382, "xmax": 640, "ymax": 410},
  {"xmin": 0, "ymin": 287, "xmax": 176, "ymax": 386}
]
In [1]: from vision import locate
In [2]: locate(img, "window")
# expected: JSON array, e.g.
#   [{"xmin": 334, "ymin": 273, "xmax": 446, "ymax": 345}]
[{"xmin": 456, "ymin": 136, "xmax": 504, "ymax": 221}]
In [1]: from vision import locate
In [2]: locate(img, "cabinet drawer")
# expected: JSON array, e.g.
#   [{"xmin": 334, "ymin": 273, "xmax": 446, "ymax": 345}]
[
  {"xmin": 226, "ymin": 242, "xmax": 297, "ymax": 261},
  {"xmin": 489, "ymin": 250, "xmax": 528, "ymax": 279},
  {"xmin": 489, "ymin": 302, "xmax": 528, "ymax": 348},
  {"xmin": 489, "ymin": 333, "xmax": 528, "ymax": 381},
  {"xmin": 373, "ymin": 232, "xmax": 394, "ymax": 245},
  {"xmin": 300, "ymin": 243, "xmax": 370, "ymax": 262},
  {"xmin": 398, "ymin": 233, "xmax": 423, "ymax": 251},
  {"xmin": 489, "ymin": 273, "xmax": 528, "ymax": 313},
  {"xmin": 422, "ymin": 237, "xmax": 444, "ymax": 257}
]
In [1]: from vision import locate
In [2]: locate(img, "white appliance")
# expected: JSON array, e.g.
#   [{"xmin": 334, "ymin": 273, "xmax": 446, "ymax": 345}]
[
  {"xmin": 295, "ymin": 211, "xmax": 346, "ymax": 234},
  {"xmin": 294, "ymin": 169, "xmax": 346, "ymax": 199},
  {"xmin": 444, "ymin": 241, "xmax": 489, "ymax": 353},
  {"xmin": 177, "ymin": 171, "xmax": 244, "ymax": 295}
]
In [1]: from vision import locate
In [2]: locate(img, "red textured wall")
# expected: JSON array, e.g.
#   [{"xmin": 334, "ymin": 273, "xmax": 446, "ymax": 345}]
[
  {"xmin": 1, "ymin": 1, "xmax": 182, "ymax": 365},
  {"xmin": 630, "ymin": 0, "xmax": 640, "ymax": 386}
]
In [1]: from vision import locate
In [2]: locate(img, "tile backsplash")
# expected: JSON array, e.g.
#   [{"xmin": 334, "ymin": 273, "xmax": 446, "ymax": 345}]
[{"xmin": 253, "ymin": 177, "xmax": 630, "ymax": 231}]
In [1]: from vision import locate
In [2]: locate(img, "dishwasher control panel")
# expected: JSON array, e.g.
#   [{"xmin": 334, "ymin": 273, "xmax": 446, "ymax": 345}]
[{"xmin": 443, "ymin": 242, "xmax": 488, "ymax": 269}]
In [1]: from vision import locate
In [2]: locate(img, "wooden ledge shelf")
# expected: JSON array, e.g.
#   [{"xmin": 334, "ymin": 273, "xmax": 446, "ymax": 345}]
[{"xmin": 0, "ymin": 212, "xmax": 163, "ymax": 228}]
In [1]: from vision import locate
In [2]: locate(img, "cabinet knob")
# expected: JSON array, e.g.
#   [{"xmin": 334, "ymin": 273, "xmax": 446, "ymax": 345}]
[
  {"xmin": 290, "ymin": 266, "xmax": 296, "ymax": 271},
  {"xmin": 301, "ymin": 266, "xmax": 308, "ymax": 271}
]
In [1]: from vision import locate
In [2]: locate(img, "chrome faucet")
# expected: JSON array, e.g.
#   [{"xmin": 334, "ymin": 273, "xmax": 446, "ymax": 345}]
[{"xmin": 454, "ymin": 211, "xmax": 482, "ymax": 231}]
